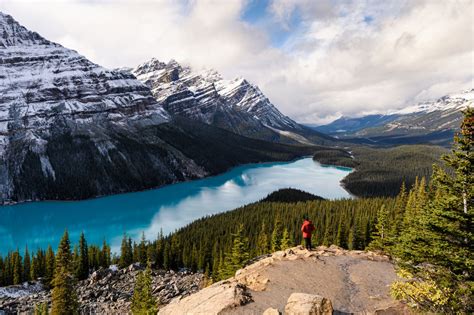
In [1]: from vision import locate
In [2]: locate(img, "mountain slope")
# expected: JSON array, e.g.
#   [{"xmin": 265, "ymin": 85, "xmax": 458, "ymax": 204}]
[
  {"xmin": 132, "ymin": 59, "xmax": 332, "ymax": 145},
  {"xmin": 315, "ymin": 90, "xmax": 473, "ymax": 146},
  {"xmin": 0, "ymin": 12, "xmax": 314, "ymax": 203},
  {"xmin": 311, "ymin": 114, "xmax": 401, "ymax": 135}
]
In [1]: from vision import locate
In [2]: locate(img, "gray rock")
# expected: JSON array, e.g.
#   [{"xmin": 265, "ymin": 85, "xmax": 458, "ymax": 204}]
[{"xmin": 284, "ymin": 293, "xmax": 333, "ymax": 315}]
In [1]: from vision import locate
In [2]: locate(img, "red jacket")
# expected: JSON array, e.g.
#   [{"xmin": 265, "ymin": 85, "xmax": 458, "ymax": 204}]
[{"xmin": 301, "ymin": 220, "xmax": 315, "ymax": 238}]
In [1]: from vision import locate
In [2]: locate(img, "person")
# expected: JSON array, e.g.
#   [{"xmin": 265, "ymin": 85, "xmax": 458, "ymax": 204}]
[{"xmin": 301, "ymin": 215, "xmax": 315, "ymax": 250}]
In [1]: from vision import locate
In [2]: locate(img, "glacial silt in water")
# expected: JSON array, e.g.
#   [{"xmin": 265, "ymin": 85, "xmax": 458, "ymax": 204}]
[{"xmin": 0, "ymin": 158, "xmax": 352, "ymax": 253}]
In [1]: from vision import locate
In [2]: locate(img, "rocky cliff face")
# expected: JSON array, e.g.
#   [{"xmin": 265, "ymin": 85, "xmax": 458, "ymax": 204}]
[
  {"xmin": 0, "ymin": 12, "xmax": 312, "ymax": 203},
  {"xmin": 132, "ymin": 59, "xmax": 325, "ymax": 144}
]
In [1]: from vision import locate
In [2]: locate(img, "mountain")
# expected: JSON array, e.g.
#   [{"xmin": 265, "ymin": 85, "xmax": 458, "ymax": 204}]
[
  {"xmin": 132, "ymin": 58, "xmax": 332, "ymax": 145},
  {"xmin": 0, "ymin": 12, "xmax": 314, "ymax": 203},
  {"xmin": 315, "ymin": 89, "xmax": 473, "ymax": 146},
  {"xmin": 311, "ymin": 114, "xmax": 401, "ymax": 135}
]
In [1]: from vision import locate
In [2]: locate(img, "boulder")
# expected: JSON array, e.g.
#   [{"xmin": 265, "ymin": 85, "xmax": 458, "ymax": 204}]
[
  {"xmin": 158, "ymin": 280, "xmax": 252, "ymax": 315},
  {"xmin": 263, "ymin": 307, "xmax": 281, "ymax": 315},
  {"xmin": 284, "ymin": 293, "xmax": 333, "ymax": 315}
]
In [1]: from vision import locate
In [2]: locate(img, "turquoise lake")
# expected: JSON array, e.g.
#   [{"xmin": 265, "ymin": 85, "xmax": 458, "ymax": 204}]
[{"xmin": 0, "ymin": 158, "xmax": 352, "ymax": 254}]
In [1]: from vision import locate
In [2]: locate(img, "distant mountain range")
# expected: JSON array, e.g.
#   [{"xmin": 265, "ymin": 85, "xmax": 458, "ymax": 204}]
[
  {"xmin": 0, "ymin": 12, "xmax": 315, "ymax": 203},
  {"xmin": 312, "ymin": 90, "xmax": 473, "ymax": 146}
]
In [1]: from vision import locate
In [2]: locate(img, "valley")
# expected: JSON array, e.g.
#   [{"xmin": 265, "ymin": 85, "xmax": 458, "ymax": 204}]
[{"xmin": 0, "ymin": 7, "xmax": 472, "ymax": 315}]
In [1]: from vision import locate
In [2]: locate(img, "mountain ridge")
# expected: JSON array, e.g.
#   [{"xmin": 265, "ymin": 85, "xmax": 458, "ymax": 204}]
[
  {"xmin": 314, "ymin": 89, "xmax": 473, "ymax": 146},
  {"xmin": 132, "ymin": 58, "xmax": 332, "ymax": 145},
  {"xmin": 0, "ymin": 11, "xmax": 316, "ymax": 203}
]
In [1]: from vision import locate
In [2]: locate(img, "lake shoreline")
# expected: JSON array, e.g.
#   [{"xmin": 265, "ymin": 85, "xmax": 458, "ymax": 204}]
[{"xmin": 2, "ymin": 154, "xmax": 352, "ymax": 207}]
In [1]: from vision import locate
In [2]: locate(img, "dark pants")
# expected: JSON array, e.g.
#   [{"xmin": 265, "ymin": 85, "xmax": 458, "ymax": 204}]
[{"xmin": 304, "ymin": 237, "xmax": 312, "ymax": 250}]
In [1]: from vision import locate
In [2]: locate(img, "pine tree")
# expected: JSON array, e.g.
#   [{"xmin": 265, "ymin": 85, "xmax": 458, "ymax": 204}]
[
  {"xmin": 75, "ymin": 232, "xmax": 89, "ymax": 280},
  {"xmin": 392, "ymin": 108, "xmax": 474, "ymax": 312},
  {"xmin": 12, "ymin": 250, "xmax": 22, "ymax": 285},
  {"xmin": 280, "ymin": 228, "xmax": 291, "ymax": 250},
  {"xmin": 271, "ymin": 219, "xmax": 281, "ymax": 252},
  {"xmin": 51, "ymin": 230, "xmax": 78, "ymax": 315},
  {"xmin": 155, "ymin": 229, "xmax": 164, "ymax": 268},
  {"xmin": 222, "ymin": 224, "xmax": 249, "ymax": 279},
  {"xmin": 138, "ymin": 232, "xmax": 147, "ymax": 266},
  {"xmin": 119, "ymin": 233, "xmax": 133, "ymax": 268},
  {"xmin": 44, "ymin": 246, "xmax": 55, "ymax": 287},
  {"xmin": 34, "ymin": 302, "xmax": 49, "ymax": 315},
  {"xmin": 101, "ymin": 239, "xmax": 111, "ymax": 268},
  {"xmin": 322, "ymin": 224, "xmax": 330, "ymax": 246},
  {"xmin": 256, "ymin": 223, "xmax": 269, "ymax": 255},
  {"xmin": 163, "ymin": 242, "xmax": 171, "ymax": 270},
  {"xmin": 23, "ymin": 246, "xmax": 31, "ymax": 282},
  {"xmin": 131, "ymin": 263, "xmax": 157, "ymax": 314},
  {"xmin": 368, "ymin": 205, "xmax": 390, "ymax": 251}
]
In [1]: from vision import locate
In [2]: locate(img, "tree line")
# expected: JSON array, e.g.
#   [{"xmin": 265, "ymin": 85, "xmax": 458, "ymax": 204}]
[{"xmin": 1, "ymin": 109, "xmax": 471, "ymax": 314}]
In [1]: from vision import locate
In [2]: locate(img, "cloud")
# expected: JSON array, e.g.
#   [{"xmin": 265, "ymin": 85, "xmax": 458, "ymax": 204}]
[{"xmin": 0, "ymin": 0, "xmax": 472, "ymax": 124}]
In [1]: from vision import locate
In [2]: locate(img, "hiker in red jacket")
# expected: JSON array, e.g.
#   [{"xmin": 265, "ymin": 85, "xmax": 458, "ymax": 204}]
[{"xmin": 301, "ymin": 215, "xmax": 315, "ymax": 250}]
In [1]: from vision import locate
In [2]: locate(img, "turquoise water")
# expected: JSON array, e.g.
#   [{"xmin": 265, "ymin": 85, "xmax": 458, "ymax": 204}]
[{"xmin": 0, "ymin": 158, "xmax": 352, "ymax": 254}]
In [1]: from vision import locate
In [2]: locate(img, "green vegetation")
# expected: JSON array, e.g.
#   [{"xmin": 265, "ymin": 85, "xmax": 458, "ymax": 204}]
[
  {"xmin": 131, "ymin": 263, "xmax": 157, "ymax": 315},
  {"xmin": 0, "ymin": 112, "xmax": 470, "ymax": 314},
  {"xmin": 260, "ymin": 188, "xmax": 324, "ymax": 203},
  {"xmin": 313, "ymin": 144, "xmax": 447, "ymax": 197},
  {"xmin": 51, "ymin": 230, "xmax": 79, "ymax": 315},
  {"xmin": 367, "ymin": 108, "xmax": 473, "ymax": 313}
]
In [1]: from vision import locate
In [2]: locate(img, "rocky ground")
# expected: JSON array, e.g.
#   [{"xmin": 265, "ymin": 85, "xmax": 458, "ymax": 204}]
[
  {"xmin": 1, "ymin": 246, "xmax": 410, "ymax": 314},
  {"xmin": 0, "ymin": 263, "xmax": 204, "ymax": 314},
  {"xmin": 159, "ymin": 245, "xmax": 409, "ymax": 315}
]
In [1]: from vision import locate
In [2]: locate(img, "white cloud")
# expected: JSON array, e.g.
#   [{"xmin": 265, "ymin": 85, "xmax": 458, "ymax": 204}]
[{"xmin": 0, "ymin": 0, "xmax": 472, "ymax": 124}]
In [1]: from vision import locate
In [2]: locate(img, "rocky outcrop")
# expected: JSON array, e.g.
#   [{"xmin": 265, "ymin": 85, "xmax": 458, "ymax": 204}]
[
  {"xmin": 284, "ymin": 293, "xmax": 333, "ymax": 315},
  {"xmin": 156, "ymin": 246, "xmax": 404, "ymax": 315},
  {"xmin": 0, "ymin": 265, "xmax": 203, "ymax": 314},
  {"xmin": 158, "ymin": 280, "xmax": 252, "ymax": 315}
]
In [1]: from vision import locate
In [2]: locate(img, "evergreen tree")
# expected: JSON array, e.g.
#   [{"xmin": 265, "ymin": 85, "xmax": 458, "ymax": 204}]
[
  {"xmin": 271, "ymin": 219, "xmax": 281, "ymax": 252},
  {"xmin": 75, "ymin": 232, "xmax": 89, "ymax": 280},
  {"xmin": 222, "ymin": 224, "xmax": 249, "ymax": 279},
  {"xmin": 392, "ymin": 108, "xmax": 474, "ymax": 312},
  {"xmin": 101, "ymin": 239, "xmax": 111, "ymax": 268},
  {"xmin": 155, "ymin": 229, "xmax": 164, "ymax": 268},
  {"xmin": 368, "ymin": 205, "xmax": 390, "ymax": 251},
  {"xmin": 23, "ymin": 246, "xmax": 31, "ymax": 282},
  {"xmin": 51, "ymin": 230, "xmax": 78, "ymax": 315},
  {"xmin": 34, "ymin": 302, "xmax": 49, "ymax": 315},
  {"xmin": 256, "ymin": 223, "xmax": 269, "ymax": 255},
  {"xmin": 119, "ymin": 233, "xmax": 133, "ymax": 268},
  {"xmin": 280, "ymin": 228, "xmax": 291, "ymax": 250},
  {"xmin": 12, "ymin": 250, "xmax": 22, "ymax": 285},
  {"xmin": 44, "ymin": 246, "xmax": 55, "ymax": 287},
  {"xmin": 131, "ymin": 263, "xmax": 157, "ymax": 314},
  {"xmin": 163, "ymin": 242, "xmax": 171, "ymax": 270},
  {"xmin": 138, "ymin": 232, "xmax": 147, "ymax": 265}
]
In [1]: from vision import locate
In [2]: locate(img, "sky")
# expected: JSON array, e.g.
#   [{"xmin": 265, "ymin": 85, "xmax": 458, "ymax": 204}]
[{"xmin": 0, "ymin": 0, "xmax": 473, "ymax": 124}]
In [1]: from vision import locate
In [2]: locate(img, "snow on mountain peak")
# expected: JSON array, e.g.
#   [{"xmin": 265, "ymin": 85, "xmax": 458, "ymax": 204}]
[
  {"xmin": 132, "ymin": 59, "xmax": 300, "ymax": 131},
  {"xmin": 0, "ymin": 12, "xmax": 168, "ymax": 156},
  {"xmin": 392, "ymin": 89, "xmax": 473, "ymax": 115}
]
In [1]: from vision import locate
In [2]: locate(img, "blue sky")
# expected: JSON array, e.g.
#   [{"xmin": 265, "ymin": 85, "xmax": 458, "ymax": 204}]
[
  {"xmin": 241, "ymin": 0, "xmax": 301, "ymax": 47},
  {"xmin": 0, "ymin": 0, "xmax": 472, "ymax": 124}
]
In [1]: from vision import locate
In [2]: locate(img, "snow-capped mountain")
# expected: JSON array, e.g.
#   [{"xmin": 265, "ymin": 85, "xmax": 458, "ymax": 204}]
[
  {"xmin": 132, "ymin": 58, "xmax": 322, "ymax": 144},
  {"xmin": 315, "ymin": 89, "xmax": 473, "ymax": 146},
  {"xmin": 0, "ymin": 12, "xmax": 311, "ymax": 203}
]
